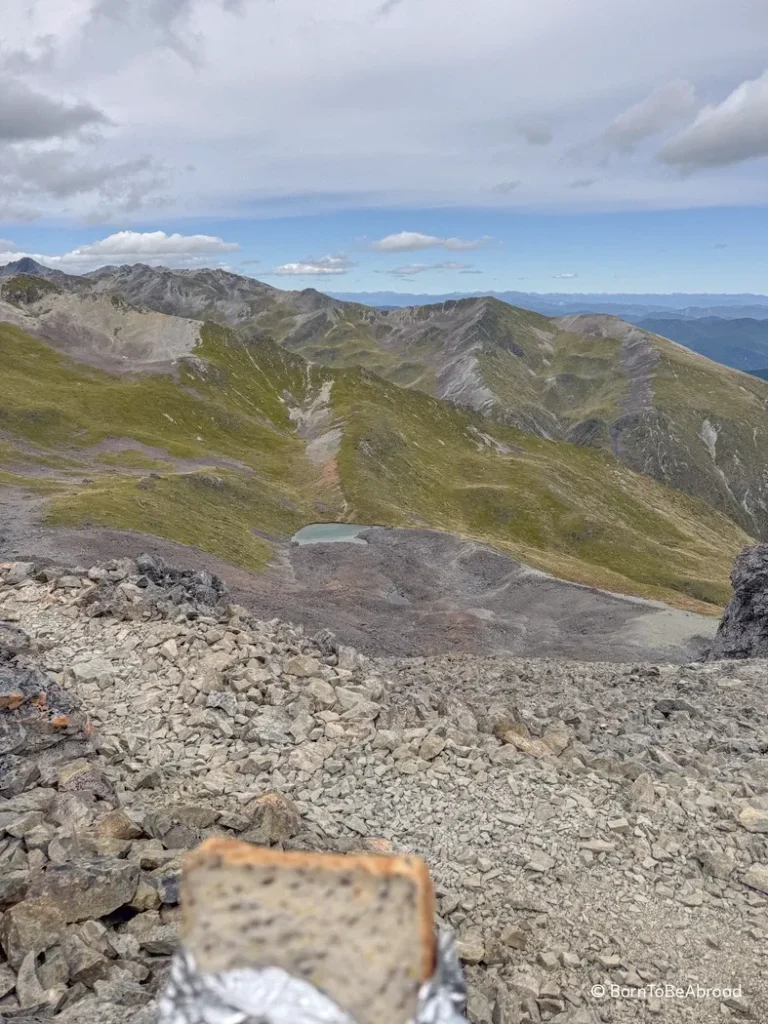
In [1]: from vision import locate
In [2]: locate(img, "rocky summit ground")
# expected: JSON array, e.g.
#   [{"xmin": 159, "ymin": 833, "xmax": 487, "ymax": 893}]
[{"xmin": 0, "ymin": 556, "xmax": 766, "ymax": 1024}]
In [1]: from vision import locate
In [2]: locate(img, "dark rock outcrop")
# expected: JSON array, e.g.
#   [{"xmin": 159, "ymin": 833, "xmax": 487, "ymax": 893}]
[
  {"xmin": 75, "ymin": 553, "xmax": 229, "ymax": 622},
  {"xmin": 708, "ymin": 544, "xmax": 768, "ymax": 659}
]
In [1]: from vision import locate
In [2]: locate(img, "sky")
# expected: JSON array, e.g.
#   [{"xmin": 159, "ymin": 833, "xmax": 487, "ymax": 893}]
[{"xmin": 2, "ymin": 0, "xmax": 768, "ymax": 294}]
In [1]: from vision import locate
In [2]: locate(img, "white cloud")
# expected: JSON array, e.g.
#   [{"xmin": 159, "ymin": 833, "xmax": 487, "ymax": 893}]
[
  {"xmin": 0, "ymin": 75, "xmax": 108, "ymax": 142},
  {"xmin": 387, "ymin": 260, "xmax": 474, "ymax": 277},
  {"xmin": 68, "ymin": 230, "xmax": 240, "ymax": 257},
  {"xmin": 600, "ymin": 79, "xmax": 696, "ymax": 155},
  {"xmin": 371, "ymin": 232, "xmax": 491, "ymax": 253},
  {"xmin": 553, "ymin": 272, "xmax": 578, "ymax": 279},
  {"xmin": 2, "ymin": 0, "xmax": 768, "ymax": 221},
  {"xmin": 659, "ymin": 69, "xmax": 768, "ymax": 171},
  {"xmin": 0, "ymin": 240, "xmax": 20, "ymax": 253},
  {"xmin": 375, "ymin": 0, "xmax": 406, "ymax": 15},
  {"xmin": 515, "ymin": 120, "xmax": 553, "ymax": 146},
  {"xmin": 271, "ymin": 255, "xmax": 354, "ymax": 276},
  {"xmin": 82, "ymin": 0, "xmax": 254, "ymax": 68},
  {"xmin": 0, "ymin": 230, "xmax": 241, "ymax": 271}
]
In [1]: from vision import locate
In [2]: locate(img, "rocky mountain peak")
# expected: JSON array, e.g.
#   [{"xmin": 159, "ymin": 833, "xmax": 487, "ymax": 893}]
[{"xmin": 0, "ymin": 257, "xmax": 70, "ymax": 282}]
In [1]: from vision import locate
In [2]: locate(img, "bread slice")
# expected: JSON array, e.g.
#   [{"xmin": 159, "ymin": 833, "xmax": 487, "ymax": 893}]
[{"xmin": 180, "ymin": 837, "xmax": 435, "ymax": 1024}]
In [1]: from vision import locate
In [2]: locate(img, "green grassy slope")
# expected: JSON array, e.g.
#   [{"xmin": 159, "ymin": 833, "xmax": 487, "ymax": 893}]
[
  {"xmin": 242, "ymin": 296, "xmax": 768, "ymax": 536},
  {"xmin": 67, "ymin": 265, "xmax": 768, "ymax": 539},
  {"xmin": 0, "ymin": 320, "xmax": 340, "ymax": 568},
  {"xmin": 0, "ymin": 317, "xmax": 751, "ymax": 612},
  {"xmin": 557, "ymin": 318, "xmax": 768, "ymax": 539}
]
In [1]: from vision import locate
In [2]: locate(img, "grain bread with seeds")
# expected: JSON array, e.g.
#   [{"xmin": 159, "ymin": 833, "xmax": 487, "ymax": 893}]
[{"xmin": 180, "ymin": 837, "xmax": 436, "ymax": 1024}]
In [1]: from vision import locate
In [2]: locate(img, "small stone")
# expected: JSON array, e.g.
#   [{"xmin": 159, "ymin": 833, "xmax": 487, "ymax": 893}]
[
  {"xmin": 151, "ymin": 864, "xmax": 182, "ymax": 905},
  {"xmin": 595, "ymin": 953, "xmax": 622, "ymax": 969},
  {"xmin": 456, "ymin": 929, "xmax": 485, "ymax": 964},
  {"xmin": 244, "ymin": 792, "xmax": 301, "ymax": 845},
  {"xmin": 15, "ymin": 950, "xmax": 47, "ymax": 1008},
  {"xmin": 607, "ymin": 817, "xmax": 630, "ymax": 832},
  {"xmin": 466, "ymin": 989, "xmax": 493, "ymax": 1023},
  {"xmin": 58, "ymin": 760, "xmax": 117, "ymax": 802},
  {"xmin": 742, "ymin": 864, "xmax": 768, "ymax": 894},
  {"xmin": 284, "ymin": 655, "xmax": 322, "ymax": 678},
  {"xmin": 26, "ymin": 859, "xmax": 140, "ymax": 922},
  {"xmin": 526, "ymin": 852, "xmax": 555, "ymax": 873},
  {"xmin": 501, "ymin": 926, "xmax": 528, "ymax": 950},
  {"xmin": 131, "ymin": 879, "xmax": 162, "ymax": 911},
  {"xmin": 5, "ymin": 811, "xmax": 45, "ymax": 838},
  {"xmin": 501, "ymin": 723, "xmax": 550, "ymax": 758},
  {"xmin": 37, "ymin": 948, "xmax": 70, "ymax": 990},
  {"xmin": 419, "ymin": 732, "xmax": 446, "ymax": 761},
  {"xmin": 722, "ymin": 995, "xmax": 751, "ymax": 1016},
  {"xmin": 160, "ymin": 639, "xmax": 179, "ymax": 661},
  {"xmin": 78, "ymin": 919, "xmax": 116, "ymax": 958},
  {"xmin": 166, "ymin": 803, "xmax": 220, "ymax": 829},
  {"xmin": 288, "ymin": 741, "xmax": 334, "ymax": 774},
  {"xmin": 0, "ymin": 899, "xmax": 67, "ymax": 968},
  {"xmin": 217, "ymin": 811, "xmax": 249, "ymax": 831},
  {"xmin": 537, "ymin": 951, "xmax": 559, "ymax": 970},
  {"xmin": 542, "ymin": 723, "xmax": 570, "ymax": 755},
  {"xmin": 0, "ymin": 963, "xmax": 16, "ymax": 999},
  {"xmin": 629, "ymin": 773, "xmax": 656, "ymax": 811},
  {"xmin": 307, "ymin": 679, "xmax": 337, "ymax": 706},
  {"xmin": 94, "ymin": 809, "xmax": 145, "ymax": 840},
  {"xmin": 56, "ymin": 575, "xmax": 82, "ymax": 589},
  {"xmin": 71, "ymin": 658, "xmax": 114, "ymax": 682},
  {"xmin": 4, "ymin": 562, "xmax": 34, "ymax": 585},
  {"xmin": 139, "ymin": 923, "xmax": 178, "ymax": 955},
  {"xmin": 738, "ymin": 806, "xmax": 768, "ymax": 833},
  {"xmin": 0, "ymin": 871, "xmax": 29, "ymax": 904},
  {"xmin": 207, "ymin": 691, "xmax": 238, "ymax": 717},
  {"xmin": 60, "ymin": 934, "xmax": 110, "ymax": 987},
  {"xmin": 578, "ymin": 840, "xmax": 616, "ymax": 853},
  {"xmin": 135, "ymin": 768, "xmax": 163, "ymax": 789}
]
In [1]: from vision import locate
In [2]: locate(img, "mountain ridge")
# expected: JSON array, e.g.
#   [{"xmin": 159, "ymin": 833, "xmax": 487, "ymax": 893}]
[
  {"xmin": 2, "ymin": 260, "xmax": 768, "ymax": 544},
  {"xmin": 0, "ymin": 275, "xmax": 754, "ymax": 615}
]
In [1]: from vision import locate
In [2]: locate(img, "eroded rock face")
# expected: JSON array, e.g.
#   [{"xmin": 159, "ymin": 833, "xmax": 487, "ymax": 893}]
[{"xmin": 709, "ymin": 544, "xmax": 768, "ymax": 659}]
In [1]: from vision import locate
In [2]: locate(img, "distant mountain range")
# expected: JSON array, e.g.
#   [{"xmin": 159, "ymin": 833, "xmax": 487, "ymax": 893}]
[
  {"xmin": 330, "ymin": 288, "xmax": 768, "ymax": 321},
  {"xmin": 636, "ymin": 316, "xmax": 768, "ymax": 374}
]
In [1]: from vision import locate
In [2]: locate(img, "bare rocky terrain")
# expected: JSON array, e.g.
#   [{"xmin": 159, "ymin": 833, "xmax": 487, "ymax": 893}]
[
  {"xmin": 0, "ymin": 507, "xmax": 717, "ymax": 664},
  {"xmin": 0, "ymin": 554, "xmax": 766, "ymax": 1023}
]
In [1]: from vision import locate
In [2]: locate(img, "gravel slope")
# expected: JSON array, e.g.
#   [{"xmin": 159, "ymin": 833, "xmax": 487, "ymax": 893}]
[
  {"xmin": 0, "ymin": 557, "xmax": 765, "ymax": 1023},
  {"xmin": 0, "ymin": 510, "xmax": 718, "ymax": 663}
]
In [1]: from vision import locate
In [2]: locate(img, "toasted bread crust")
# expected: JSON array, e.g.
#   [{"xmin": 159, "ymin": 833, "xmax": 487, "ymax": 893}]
[{"xmin": 183, "ymin": 836, "xmax": 436, "ymax": 980}]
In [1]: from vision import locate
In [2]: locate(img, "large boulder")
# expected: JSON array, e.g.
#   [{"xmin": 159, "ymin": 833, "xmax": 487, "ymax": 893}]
[{"xmin": 709, "ymin": 545, "xmax": 768, "ymax": 659}]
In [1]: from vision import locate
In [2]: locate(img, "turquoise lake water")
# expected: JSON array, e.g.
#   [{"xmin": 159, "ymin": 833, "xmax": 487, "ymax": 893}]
[{"xmin": 292, "ymin": 523, "xmax": 368, "ymax": 545}]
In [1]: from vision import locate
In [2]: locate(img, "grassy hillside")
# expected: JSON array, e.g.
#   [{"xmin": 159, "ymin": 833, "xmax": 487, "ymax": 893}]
[
  {"xmin": 558, "ymin": 316, "xmax": 768, "ymax": 539},
  {"xmin": 0, "ymin": 317, "xmax": 752, "ymax": 612},
  {"xmin": 6, "ymin": 262, "xmax": 768, "ymax": 542}
]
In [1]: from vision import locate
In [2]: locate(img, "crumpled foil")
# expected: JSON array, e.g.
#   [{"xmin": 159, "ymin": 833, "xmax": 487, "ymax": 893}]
[{"xmin": 157, "ymin": 929, "xmax": 468, "ymax": 1024}]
